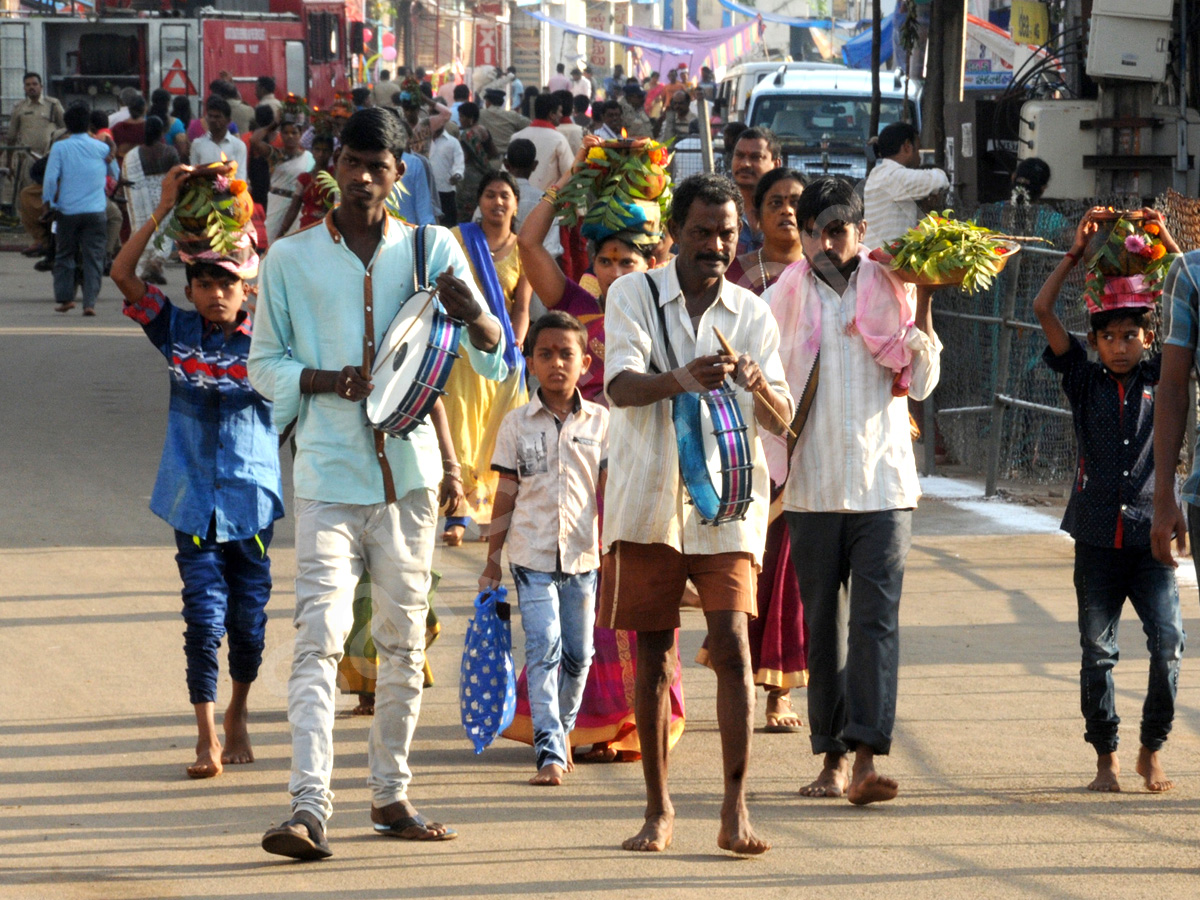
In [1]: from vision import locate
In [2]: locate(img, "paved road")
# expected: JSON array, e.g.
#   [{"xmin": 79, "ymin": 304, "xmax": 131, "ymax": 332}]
[{"xmin": 2, "ymin": 253, "xmax": 1198, "ymax": 899}]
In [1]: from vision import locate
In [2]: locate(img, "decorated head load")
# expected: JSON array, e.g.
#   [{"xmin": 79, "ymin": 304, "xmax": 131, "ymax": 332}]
[
  {"xmin": 1082, "ymin": 212, "xmax": 1172, "ymax": 314},
  {"xmin": 557, "ymin": 138, "xmax": 672, "ymax": 248},
  {"xmin": 161, "ymin": 161, "xmax": 259, "ymax": 280}
]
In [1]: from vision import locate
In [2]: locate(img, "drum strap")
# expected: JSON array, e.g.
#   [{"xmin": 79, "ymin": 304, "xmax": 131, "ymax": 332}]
[
  {"xmin": 361, "ymin": 226, "xmax": 429, "ymax": 506},
  {"xmin": 643, "ymin": 273, "xmax": 680, "ymax": 372}
]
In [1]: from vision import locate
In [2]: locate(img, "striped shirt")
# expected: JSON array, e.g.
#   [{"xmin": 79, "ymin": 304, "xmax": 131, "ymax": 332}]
[
  {"xmin": 766, "ymin": 266, "xmax": 941, "ymax": 514},
  {"xmin": 862, "ymin": 158, "xmax": 950, "ymax": 250},
  {"xmin": 601, "ymin": 260, "xmax": 793, "ymax": 563},
  {"xmin": 1163, "ymin": 250, "xmax": 1200, "ymax": 503}
]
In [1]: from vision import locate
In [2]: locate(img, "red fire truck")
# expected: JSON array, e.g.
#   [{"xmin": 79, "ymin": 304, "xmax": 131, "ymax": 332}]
[{"xmin": 0, "ymin": 0, "xmax": 354, "ymax": 123}]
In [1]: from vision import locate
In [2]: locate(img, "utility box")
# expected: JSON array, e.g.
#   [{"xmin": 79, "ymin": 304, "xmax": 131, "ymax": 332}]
[
  {"xmin": 1018, "ymin": 100, "xmax": 1099, "ymax": 199},
  {"xmin": 1091, "ymin": 0, "xmax": 1174, "ymax": 20},
  {"xmin": 1018, "ymin": 100, "xmax": 1199, "ymax": 200},
  {"xmin": 1086, "ymin": 15, "xmax": 1172, "ymax": 82}
]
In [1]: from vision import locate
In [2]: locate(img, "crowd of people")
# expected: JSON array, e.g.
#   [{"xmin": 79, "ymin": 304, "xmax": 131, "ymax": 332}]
[{"xmin": 10, "ymin": 56, "xmax": 1200, "ymax": 865}]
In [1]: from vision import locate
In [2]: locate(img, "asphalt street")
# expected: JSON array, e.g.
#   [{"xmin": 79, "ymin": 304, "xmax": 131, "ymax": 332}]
[{"xmin": 2, "ymin": 252, "xmax": 1198, "ymax": 899}]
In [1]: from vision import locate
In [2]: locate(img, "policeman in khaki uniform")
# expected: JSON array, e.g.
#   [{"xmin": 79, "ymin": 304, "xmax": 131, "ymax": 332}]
[{"xmin": 6, "ymin": 73, "xmax": 65, "ymax": 252}]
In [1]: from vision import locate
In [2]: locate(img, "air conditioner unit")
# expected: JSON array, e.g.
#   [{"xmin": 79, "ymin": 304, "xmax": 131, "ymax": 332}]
[
  {"xmin": 1091, "ymin": 0, "xmax": 1175, "ymax": 21},
  {"xmin": 1086, "ymin": 15, "xmax": 1171, "ymax": 82}
]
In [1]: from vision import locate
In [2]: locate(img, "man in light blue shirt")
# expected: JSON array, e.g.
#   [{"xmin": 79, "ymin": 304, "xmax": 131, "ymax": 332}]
[
  {"xmin": 394, "ymin": 150, "xmax": 437, "ymax": 226},
  {"xmin": 251, "ymin": 108, "xmax": 505, "ymax": 861},
  {"xmin": 43, "ymin": 102, "xmax": 116, "ymax": 314}
]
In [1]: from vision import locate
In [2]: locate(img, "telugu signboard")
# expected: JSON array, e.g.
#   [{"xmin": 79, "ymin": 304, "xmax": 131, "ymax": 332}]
[
  {"xmin": 586, "ymin": 2, "xmax": 611, "ymax": 72},
  {"xmin": 964, "ymin": 58, "xmax": 1013, "ymax": 91},
  {"xmin": 1011, "ymin": 0, "xmax": 1050, "ymax": 46}
]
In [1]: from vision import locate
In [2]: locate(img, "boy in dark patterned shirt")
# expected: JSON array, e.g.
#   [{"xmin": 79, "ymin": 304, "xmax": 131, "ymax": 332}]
[{"xmin": 1034, "ymin": 208, "xmax": 1183, "ymax": 794}]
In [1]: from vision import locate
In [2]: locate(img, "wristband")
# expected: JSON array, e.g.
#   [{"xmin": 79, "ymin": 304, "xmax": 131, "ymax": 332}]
[
  {"xmin": 1065, "ymin": 250, "xmax": 1081, "ymax": 266},
  {"xmin": 150, "ymin": 212, "xmax": 160, "ymax": 230}
]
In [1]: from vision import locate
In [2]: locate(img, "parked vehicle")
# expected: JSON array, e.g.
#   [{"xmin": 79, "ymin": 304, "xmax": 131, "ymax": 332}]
[
  {"xmin": 745, "ymin": 65, "xmax": 920, "ymax": 181},
  {"xmin": 0, "ymin": 0, "xmax": 351, "ymax": 125},
  {"xmin": 715, "ymin": 60, "xmax": 842, "ymax": 125}
]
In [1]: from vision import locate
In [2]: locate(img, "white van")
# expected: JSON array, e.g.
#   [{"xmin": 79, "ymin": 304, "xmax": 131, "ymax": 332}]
[
  {"xmin": 744, "ymin": 66, "xmax": 920, "ymax": 181},
  {"xmin": 716, "ymin": 61, "xmax": 843, "ymax": 125}
]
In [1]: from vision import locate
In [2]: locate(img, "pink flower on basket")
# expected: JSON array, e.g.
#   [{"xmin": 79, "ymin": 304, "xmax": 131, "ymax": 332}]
[
  {"xmin": 215, "ymin": 175, "xmax": 231, "ymax": 193},
  {"xmin": 1124, "ymin": 233, "xmax": 1149, "ymax": 256}
]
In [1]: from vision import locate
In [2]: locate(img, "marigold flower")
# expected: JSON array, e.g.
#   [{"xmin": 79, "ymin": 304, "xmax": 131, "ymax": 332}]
[
  {"xmin": 1143, "ymin": 222, "xmax": 1160, "ymax": 235},
  {"xmin": 230, "ymin": 179, "xmax": 248, "ymax": 195},
  {"xmin": 1150, "ymin": 243, "xmax": 1167, "ymax": 260}
]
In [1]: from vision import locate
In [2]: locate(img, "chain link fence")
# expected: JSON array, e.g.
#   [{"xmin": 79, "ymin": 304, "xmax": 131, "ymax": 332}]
[{"xmin": 932, "ymin": 193, "xmax": 1197, "ymax": 491}]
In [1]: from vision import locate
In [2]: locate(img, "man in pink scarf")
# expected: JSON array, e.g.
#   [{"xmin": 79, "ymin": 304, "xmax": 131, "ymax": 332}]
[{"xmin": 762, "ymin": 177, "xmax": 941, "ymax": 805}]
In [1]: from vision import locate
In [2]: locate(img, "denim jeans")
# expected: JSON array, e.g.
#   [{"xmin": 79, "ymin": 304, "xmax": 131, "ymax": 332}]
[
  {"xmin": 786, "ymin": 509, "xmax": 912, "ymax": 756},
  {"xmin": 511, "ymin": 566, "xmax": 598, "ymax": 770},
  {"xmin": 289, "ymin": 490, "xmax": 436, "ymax": 823},
  {"xmin": 52, "ymin": 211, "xmax": 107, "ymax": 308},
  {"xmin": 1073, "ymin": 542, "xmax": 1184, "ymax": 755},
  {"xmin": 173, "ymin": 521, "xmax": 274, "ymax": 705}
]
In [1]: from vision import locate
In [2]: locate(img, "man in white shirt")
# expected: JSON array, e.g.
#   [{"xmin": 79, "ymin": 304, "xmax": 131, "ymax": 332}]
[
  {"xmin": 501, "ymin": 138, "xmax": 562, "ymax": 256},
  {"xmin": 372, "ymin": 70, "xmax": 396, "ymax": 108},
  {"xmin": 255, "ymin": 75, "xmax": 283, "ymax": 123},
  {"xmin": 428, "ymin": 124, "xmax": 464, "ymax": 225},
  {"xmin": 547, "ymin": 63, "xmax": 571, "ymax": 94},
  {"xmin": 508, "ymin": 94, "xmax": 573, "ymax": 192},
  {"xmin": 570, "ymin": 69, "xmax": 592, "ymax": 101},
  {"xmin": 189, "ymin": 96, "xmax": 248, "ymax": 172},
  {"xmin": 107, "ymin": 87, "xmax": 139, "ymax": 128},
  {"xmin": 862, "ymin": 121, "xmax": 949, "ymax": 250},
  {"xmin": 763, "ymin": 176, "xmax": 941, "ymax": 807},
  {"xmin": 602, "ymin": 174, "xmax": 793, "ymax": 857}
]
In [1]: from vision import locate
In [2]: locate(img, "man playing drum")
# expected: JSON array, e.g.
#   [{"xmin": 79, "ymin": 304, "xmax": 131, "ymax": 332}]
[
  {"xmin": 601, "ymin": 173, "xmax": 793, "ymax": 855},
  {"xmin": 248, "ymin": 108, "xmax": 507, "ymax": 860}
]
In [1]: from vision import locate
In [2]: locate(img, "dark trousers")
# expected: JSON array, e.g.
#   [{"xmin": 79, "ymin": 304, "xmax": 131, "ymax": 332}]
[
  {"xmin": 173, "ymin": 521, "xmax": 274, "ymax": 705},
  {"xmin": 52, "ymin": 211, "xmax": 107, "ymax": 308},
  {"xmin": 438, "ymin": 190, "xmax": 458, "ymax": 226},
  {"xmin": 1074, "ymin": 542, "xmax": 1183, "ymax": 755},
  {"xmin": 786, "ymin": 509, "xmax": 912, "ymax": 756}
]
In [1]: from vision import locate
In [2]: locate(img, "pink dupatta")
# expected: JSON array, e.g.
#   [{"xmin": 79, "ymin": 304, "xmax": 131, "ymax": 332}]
[{"xmin": 763, "ymin": 247, "xmax": 915, "ymax": 484}]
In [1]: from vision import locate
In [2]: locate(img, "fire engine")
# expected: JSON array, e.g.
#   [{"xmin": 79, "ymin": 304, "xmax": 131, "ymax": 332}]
[{"xmin": 0, "ymin": 0, "xmax": 355, "ymax": 122}]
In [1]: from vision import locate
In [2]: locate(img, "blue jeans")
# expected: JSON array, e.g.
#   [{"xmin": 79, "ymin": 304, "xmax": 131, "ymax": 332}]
[
  {"xmin": 1073, "ymin": 542, "xmax": 1183, "ymax": 755},
  {"xmin": 173, "ymin": 521, "xmax": 274, "ymax": 705},
  {"xmin": 511, "ymin": 566, "xmax": 598, "ymax": 769}
]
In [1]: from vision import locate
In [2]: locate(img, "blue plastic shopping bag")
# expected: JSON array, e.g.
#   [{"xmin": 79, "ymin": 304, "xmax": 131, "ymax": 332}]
[{"xmin": 460, "ymin": 586, "xmax": 517, "ymax": 754}]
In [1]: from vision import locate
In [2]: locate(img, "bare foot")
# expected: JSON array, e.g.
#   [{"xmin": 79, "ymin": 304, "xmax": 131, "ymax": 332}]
[
  {"xmin": 579, "ymin": 743, "xmax": 619, "ymax": 762},
  {"xmin": 187, "ymin": 740, "xmax": 223, "ymax": 779},
  {"xmin": 717, "ymin": 803, "xmax": 771, "ymax": 855},
  {"xmin": 1136, "ymin": 746, "xmax": 1172, "ymax": 793},
  {"xmin": 351, "ymin": 694, "xmax": 376, "ymax": 716},
  {"xmin": 622, "ymin": 812, "xmax": 674, "ymax": 852},
  {"xmin": 1088, "ymin": 752, "xmax": 1121, "ymax": 792},
  {"xmin": 799, "ymin": 753, "xmax": 850, "ymax": 798},
  {"xmin": 848, "ymin": 770, "xmax": 899, "ymax": 805},
  {"xmin": 529, "ymin": 763, "xmax": 565, "ymax": 786},
  {"xmin": 442, "ymin": 526, "xmax": 464, "ymax": 547},
  {"xmin": 847, "ymin": 750, "xmax": 898, "ymax": 806},
  {"xmin": 221, "ymin": 704, "xmax": 254, "ymax": 765}
]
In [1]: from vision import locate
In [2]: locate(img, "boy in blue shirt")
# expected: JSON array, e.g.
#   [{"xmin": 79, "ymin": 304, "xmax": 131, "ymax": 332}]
[
  {"xmin": 111, "ymin": 164, "xmax": 284, "ymax": 779},
  {"xmin": 1034, "ymin": 208, "xmax": 1184, "ymax": 793}
]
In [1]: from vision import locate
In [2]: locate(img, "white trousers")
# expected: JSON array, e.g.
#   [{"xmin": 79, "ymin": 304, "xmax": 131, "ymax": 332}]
[{"xmin": 288, "ymin": 489, "xmax": 436, "ymax": 822}]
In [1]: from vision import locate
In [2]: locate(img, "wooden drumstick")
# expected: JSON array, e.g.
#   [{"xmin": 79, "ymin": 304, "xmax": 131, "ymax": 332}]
[{"xmin": 713, "ymin": 327, "xmax": 797, "ymax": 439}]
